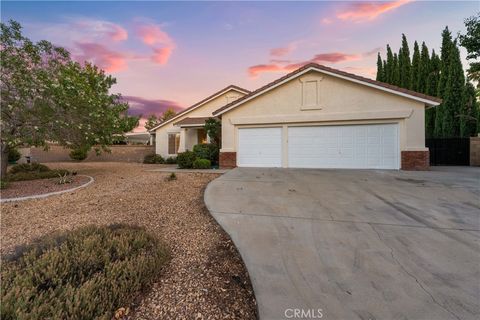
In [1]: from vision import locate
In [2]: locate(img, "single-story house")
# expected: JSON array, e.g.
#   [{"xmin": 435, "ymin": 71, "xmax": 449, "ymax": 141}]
[{"xmin": 150, "ymin": 63, "xmax": 441, "ymax": 170}]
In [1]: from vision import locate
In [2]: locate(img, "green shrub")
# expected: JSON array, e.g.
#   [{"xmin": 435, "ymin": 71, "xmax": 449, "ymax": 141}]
[
  {"xmin": 9, "ymin": 163, "xmax": 50, "ymax": 174},
  {"xmin": 177, "ymin": 151, "xmax": 197, "ymax": 169},
  {"xmin": 7, "ymin": 169, "xmax": 70, "ymax": 182},
  {"xmin": 1, "ymin": 224, "xmax": 169, "ymax": 320},
  {"xmin": 0, "ymin": 180, "xmax": 8, "ymax": 189},
  {"xmin": 69, "ymin": 147, "xmax": 89, "ymax": 161},
  {"xmin": 8, "ymin": 149, "xmax": 21, "ymax": 163},
  {"xmin": 193, "ymin": 158, "xmax": 211, "ymax": 169},
  {"xmin": 167, "ymin": 172, "xmax": 177, "ymax": 181},
  {"xmin": 143, "ymin": 153, "xmax": 164, "ymax": 164},
  {"xmin": 165, "ymin": 156, "xmax": 177, "ymax": 164},
  {"xmin": 193, "ymin": 143, "xmax": 219, "ymax": 165}
]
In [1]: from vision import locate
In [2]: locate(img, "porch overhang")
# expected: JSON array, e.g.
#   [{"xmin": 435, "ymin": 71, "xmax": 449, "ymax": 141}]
[{"xmin": 173, "ymin": 117, "xmax": 217, "ymax": 128}]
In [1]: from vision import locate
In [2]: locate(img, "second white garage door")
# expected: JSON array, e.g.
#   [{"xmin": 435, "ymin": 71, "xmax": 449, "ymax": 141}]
[
  {"xmin": 288, "ymin": 124, "xmax": 399, "ymax": 169},
  {"xmin": 237, "ymin": 127, "xmax": 282, "ymax": 167}
]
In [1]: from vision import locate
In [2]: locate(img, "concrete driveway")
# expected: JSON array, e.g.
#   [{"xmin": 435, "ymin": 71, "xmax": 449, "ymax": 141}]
[{"xmin": 204, "ymin": 167, "xmax": 480, "ymax": 320}]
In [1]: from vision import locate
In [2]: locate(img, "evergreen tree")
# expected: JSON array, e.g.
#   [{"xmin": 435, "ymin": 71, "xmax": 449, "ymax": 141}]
[
  {"xmin": 434, "ymin": 27, "xmax": 453, "ymax": 138},
  {"xmin": 441, "ymin": 44, "xmax": 464, "ymax": 137},
  {"xmin": 376, "ymin": 53, "xmax": 384, "ymax": 81},
  {"xmin": 386, "ymin": 44, "xmax": 394, "ymax": 83},
  {"xmin": 461, "ymin": 82, "xmax": 479, "ymax": 137},
  {"xmin": 382, "ymin": 60, "xmax": 387, "ymax": 82},
  {"xmin": 425, "ymin": 50, "xmax": 440, "ymax": 138},
  {"xmin": 417, "ymin": 42, "xmax": 430, "ymax": 93},
  {"xmin": 392, "ymin": 53, "xmax": 400, "ymax": 86},
  {"xmin": 398, "ymin": 34, "xmax": 411, "ymax": 88},
  {"xmin": 410, "ymin": 41, "xmax": 421, "ymax": 91}
]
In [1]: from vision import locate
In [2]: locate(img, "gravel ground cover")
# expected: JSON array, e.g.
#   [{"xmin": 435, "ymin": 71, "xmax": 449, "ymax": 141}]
[
  {"xmin": 0, "ymin": 175, "xmax": 91, "ymax": 200},
  {"xmin": 0, "ymin": 162, "xmax": 257, "ymax": 320}
]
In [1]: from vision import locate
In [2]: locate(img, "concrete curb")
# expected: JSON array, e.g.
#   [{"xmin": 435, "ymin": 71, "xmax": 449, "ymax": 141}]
[{"xmin": 1, "ymin": 175, "xmax": 94, "ymax": 203}]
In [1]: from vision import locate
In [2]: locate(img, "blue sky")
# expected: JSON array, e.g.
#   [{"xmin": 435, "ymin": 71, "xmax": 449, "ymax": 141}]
[{"xmin": 2, "ymin": 1, "xmax": 477, "ymax": 129}]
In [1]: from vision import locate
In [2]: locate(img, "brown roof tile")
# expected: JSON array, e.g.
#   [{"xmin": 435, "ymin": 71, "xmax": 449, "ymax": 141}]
[{"xmin": 213, "ymin": 63, "xmax": 442, "ymax": 116}]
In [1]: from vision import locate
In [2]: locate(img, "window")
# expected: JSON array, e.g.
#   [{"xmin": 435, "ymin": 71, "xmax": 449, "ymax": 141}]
[
  {"xmin": 197, "ymin": 129, "xmax": 207, "ymax": 144},
  {"xmin": 168, "ymin": 133, "xmax": 180, "ymax": 154}
]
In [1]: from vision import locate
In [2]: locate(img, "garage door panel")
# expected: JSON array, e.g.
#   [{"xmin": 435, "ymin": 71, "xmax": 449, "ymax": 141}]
[
  {"xmin": 238, "ymin": 128, "xmax": 282, "ymax": 167},
  {"xmin": 288, "ymin": 124, "xmax": 399, "ymax": 169}
]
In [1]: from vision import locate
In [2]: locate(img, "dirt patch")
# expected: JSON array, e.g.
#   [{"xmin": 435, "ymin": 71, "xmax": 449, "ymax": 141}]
[
  {"xmin": 0, "ymin": 162, "xmax": 257, "ymax": 319},
  {"xmin": 1, "ymin": 175, "xmax": 91, "ymax": 200}
]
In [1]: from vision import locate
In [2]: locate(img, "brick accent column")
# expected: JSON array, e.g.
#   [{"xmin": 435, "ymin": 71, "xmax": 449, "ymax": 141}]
[
  {"xmin": 219, "ymin": 152, "xmax": 237, "ymax": 169},
  {"xmin": 401, "ymin": 150, "xmax": 430, "ymax": 170}
]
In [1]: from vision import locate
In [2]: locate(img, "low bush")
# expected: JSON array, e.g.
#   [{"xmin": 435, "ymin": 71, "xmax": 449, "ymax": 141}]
[
  {"xmin": 0, "ymin": 180, "xmax": 8, "ymax": 189},
  {"xmin": 8, "ymin": 149, "xmax": 21, "ymax": 163},
  {"xmin": 193, "ymin": 158, "xmax": 211, "ymax": 169},
  {"xmin": 7, "ymin": 169, "xmax": 70, "ymax": 182},
  {"xmin": 9, "ymin": 163, "xmax": 50, "ymax": 174},
  {"xmin": 193, "ymin": 143, "xmax": 219, "ymax": 165},
  {"xmin": 69, "ymin": 147, "xmax": 89, "ymax": 161},
  {"xmin": 143, "ymin": 153, "xmax": 164, "ymax": 164},
  {"xmin": 177, "ymin": 151, "xmax": 196, "ymax": 169},
  {"xmin": 1, "ymin": 224, "xmax": 169, "ymax": 320},
  {"xmin": 167, "ymin": 172, "xmax": 177, "ymax": 181},
  {"xmin": 165, "ymin": 156, "xmax": 177, "ymax": 164}
]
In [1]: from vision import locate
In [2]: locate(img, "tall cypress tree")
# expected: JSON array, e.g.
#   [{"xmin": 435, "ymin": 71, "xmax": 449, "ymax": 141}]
[
  {"xmin": 434, "ymin": 27, "xmax": 453, "ymax": 138},
  {"xmin": 442, "ymin": 43, "xmax": 465, "ymax": 137},
  {"xmin": 426, "ymin": 50, "xmax": 441, "ymax": 138},
  {"xmin": 386, "ymin": 45, "xmax": 394, "ymax": 83},
  {"xmin": 417, "ymin": 42, "xmax": 430, "ymax": 93},
  {"xmin": 392, "ymin": 53, "xmax": 400, "ymax": 86},
  {"xmin": 399, "ymin": 34, "xmax": 411, "ymax": 88},
  {"xmin": 410, "ymin": 41, "xmax": 421, "ymax": 91},
  {"xmin": 376, "ymin": 53, "xmax": 384, "ymax": 81}
]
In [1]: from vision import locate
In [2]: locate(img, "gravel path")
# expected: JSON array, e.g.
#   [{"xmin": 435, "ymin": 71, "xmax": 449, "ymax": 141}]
[{"xmin": 0, "ymin": 162, "xmax": 257, "ymax": 319}]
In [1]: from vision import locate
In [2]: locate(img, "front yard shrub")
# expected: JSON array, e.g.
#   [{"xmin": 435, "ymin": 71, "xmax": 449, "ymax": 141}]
[
  {"xmin": 1, "ymin": 224, "xmax": 169, "ymax": 320},
  {"xmin": 8, "ymin": 149, "xmax": 21, "ymax": 163},
  {"xmin": 0, "ymin": 180, "xmax": 8, "ymax": 189},
  {"xmin": 193, "ymin": 143, "xmax": 219, "ymax": 165},
  {"xmin": 69, "ymin": 146, "xmax": 89, "ymax": 161},
  {"xmin": 165, "ymin": 156, "xmax": 177, "ymax": 164},
  {"xmin": 177, "ymin": 151, "xmax": 196, "ymax": 169},
  {"xmin": 9, "ymin": 163, "xmax": 50, "ymax": 174},
  {"xmin": 167, "ymin": 172, "xmax": 177, "ymax": 181},
  {"xmin": 143, "ymin": 153, "xmax": 164, "ymax": 164},
  {"xmin": 193, "ymin": 158, "xmax": 211, "ymax": 169}
]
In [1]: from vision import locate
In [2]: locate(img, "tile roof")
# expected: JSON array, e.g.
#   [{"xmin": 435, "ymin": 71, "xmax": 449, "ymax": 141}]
[{"xmin": 213, "ymin": 63, "xmax": 442, "ymax": 116}]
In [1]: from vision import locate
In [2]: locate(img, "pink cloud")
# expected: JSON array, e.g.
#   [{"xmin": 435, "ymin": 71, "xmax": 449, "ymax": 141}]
[
  {"xmin": 248, "ymin": 51, "xmax": 361, "ymax": 78},
  {"xmin": 270, "ymin": 43, "xmax": 296, "ymax": 57},
  {"xmin": 337, "ymin": 0, "xmax": 413, "ymax": 22},
  {"xmin": 136, "ymin": 23, "xmax": 176, "ymax": 65},
  {"xmin": 75, "ymin": 19, "xmax": 128, "ymax": 42},
  {"xmin": 321, "ymin": 18, "xmax": 333, "ymax": 25},
  {"xmin": 74, "ymin": 42, "xmax": 128, "ymax": 72},
  {"xmin": 151, "ymin": 47, "xmax": 174, "ymax": 65}
]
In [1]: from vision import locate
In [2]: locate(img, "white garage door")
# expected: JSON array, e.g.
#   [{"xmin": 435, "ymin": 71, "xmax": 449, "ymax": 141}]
[
  {"xmin": 288, "ymin": 124, "xmax": 399, "ymax": 169},
  {"xmin": 237, "ymin": 127, "xmax": 282, "ymax": 167}
]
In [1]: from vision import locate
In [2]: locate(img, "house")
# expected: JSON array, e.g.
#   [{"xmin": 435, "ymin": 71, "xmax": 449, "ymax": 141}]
[{"xmin": 151, "ymin": 63, "xmax": 441, "ymax": 170}]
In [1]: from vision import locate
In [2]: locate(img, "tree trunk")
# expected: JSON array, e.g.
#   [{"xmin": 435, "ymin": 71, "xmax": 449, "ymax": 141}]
[{"xmin": 1, "ymin": 143, "xmax": 9, "ymax": 180}]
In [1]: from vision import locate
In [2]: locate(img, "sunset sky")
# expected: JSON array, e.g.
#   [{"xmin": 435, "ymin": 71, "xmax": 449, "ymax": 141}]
[{"xmin": 2, "ymin": 1, "xmax": 477, "ymax": 131}]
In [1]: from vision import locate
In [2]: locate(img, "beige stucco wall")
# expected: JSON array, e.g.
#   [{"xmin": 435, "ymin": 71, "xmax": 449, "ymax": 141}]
[
  {"xmin": 221, "ymin": 71, "xmax": 427, "ymax": 156},
  {"xmin": 155, "ymin": 89, "xmax": 246, "ymax": 157}
]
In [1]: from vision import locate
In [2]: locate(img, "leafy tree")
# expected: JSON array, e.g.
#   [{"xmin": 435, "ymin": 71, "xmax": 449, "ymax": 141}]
[
  {"xmin": 410, "ymin": 41, "xmax": 421, "ymax": 91},
  {"xmin": 145, "ymin": 114, "xmax": 160, "ymax": 131},
  {"xmin": 426, "ymin": 50, "xmax": 440, "ymax": 138},
  {"xmin": 459, "ymin": 13, "xmax": 480, "ymax": 85},
  {"xmin": 398, "ymin": 34, "xmax": 411, "ymax": 88},
  {"xmin": 0, "ymin": 20, "xmax": 138, "ymax": 178},
  {"xmin": 204, "ymin": 118, "xmax": 221, "ymax": 145},
  {"xmin": 392, "ymin": 53, "xmax": 400, "ymax": 86},
  {"xmin": 161, "ymin": 108, "xmax": 176, "ymax": 122},
  {"xmin": 460, "ymin": 82, "xmax": 479, "ymax": 137},
  {"xmin": 376, "ymin": 53, "xmax": 384, "ymax": 81}
]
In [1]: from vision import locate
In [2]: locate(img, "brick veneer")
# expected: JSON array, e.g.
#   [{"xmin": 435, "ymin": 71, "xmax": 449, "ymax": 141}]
[
  {"xmin": 401, "ymin": 150, "xmax": 430, "ymax": 170},
  {"xmin": 220, "ymin": 152, "xmax": 237, "ymax": 168}
]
